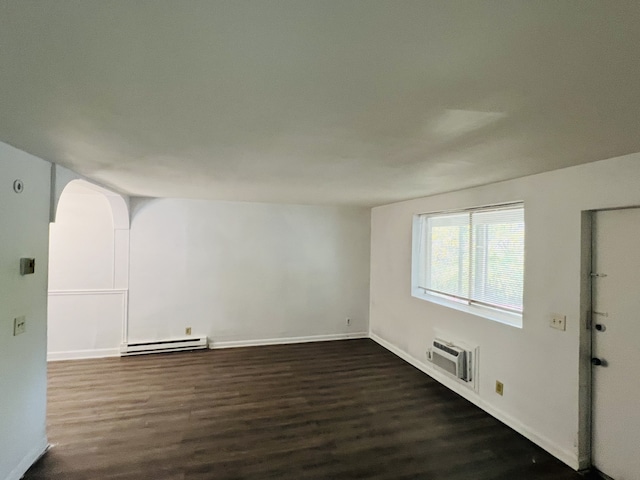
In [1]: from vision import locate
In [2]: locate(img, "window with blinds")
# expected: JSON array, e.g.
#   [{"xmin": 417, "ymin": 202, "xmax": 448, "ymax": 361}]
[{"xmin": 414, "ymin": 203, "xmax": 524, "ymax": 317}]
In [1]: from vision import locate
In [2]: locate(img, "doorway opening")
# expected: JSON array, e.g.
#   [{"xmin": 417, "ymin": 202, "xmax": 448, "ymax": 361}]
[{"xmin": 47, "ymin": 179, "xmax": 130, "ymax": 360}]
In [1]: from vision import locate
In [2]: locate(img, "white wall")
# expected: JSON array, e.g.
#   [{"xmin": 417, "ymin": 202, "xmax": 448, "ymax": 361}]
[
  {"xmin": 47, "ymin": 181, "xmax": 127, "ymax": 360},
  {"xmin": 128, "ymin": 199, "xmax": 370, "ymax": 345},
  {"xmin": 49, "ymin": 183, "xmax": 115, "ymax": 290},
  {"xmin": 370, "ymin": 153, "xmax": 640, "ymax": 470},
  {"xmin": 47, "ymin": 291, "xmax": 125, "ymax": 360},
  {"xmin": 0, "ymin": 143, "xmax": 50, "ymax": 480}
]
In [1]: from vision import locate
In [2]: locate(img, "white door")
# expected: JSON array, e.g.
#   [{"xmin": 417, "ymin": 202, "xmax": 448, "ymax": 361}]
[{"xmin": 592, "ymin": 208, "xmax": 640, "ymax": 480}]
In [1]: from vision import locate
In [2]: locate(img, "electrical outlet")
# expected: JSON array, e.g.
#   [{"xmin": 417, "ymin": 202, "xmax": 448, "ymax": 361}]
[
  {"xmin": 550, "ymin": 314, "xmax": 566, "ymax": 331},
  {"xmin": 13, "ymin": 316, "xmax": 26, "ymax": 336},
  {"xmin": 185, "ymin": 327, "xmax": 192, "ymax": 335},
  {"xmin": 495, "ymin": 380, "xmax": 504, "ymax": 396},
  {"xmin": 346, "ymin": 318, "xmax": 351, "ymax": 326}
]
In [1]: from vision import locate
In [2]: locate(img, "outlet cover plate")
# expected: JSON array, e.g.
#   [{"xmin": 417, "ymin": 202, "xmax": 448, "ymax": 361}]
[{"xmin": 550, "ymin": 314, "xmax": 566, "ymax": 331}]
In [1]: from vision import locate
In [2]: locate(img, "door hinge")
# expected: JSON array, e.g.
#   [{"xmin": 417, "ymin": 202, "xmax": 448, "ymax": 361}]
[{"xmin": 590, "ymin": 272, "xmax": 608, "ymax": 278}]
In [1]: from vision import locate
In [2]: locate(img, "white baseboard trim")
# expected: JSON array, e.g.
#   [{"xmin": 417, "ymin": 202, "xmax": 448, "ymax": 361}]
[
  {"xmin": 5, "ymin": 436, "xmax": 48, "ymax": 480},
  {"xmin": 47, "ymin": 348, "xmax": 121, "ymax": 362},
  {"xmin": 48, "ymin": 289, "xmax": 127, "ymax": 296},
  {"xmin": 209, "ymin": 332, "xmax": 368, "ymax": 349},
  {"xmin": 370, "ymin": 332, "xmax": 579, "ymax": 471}
]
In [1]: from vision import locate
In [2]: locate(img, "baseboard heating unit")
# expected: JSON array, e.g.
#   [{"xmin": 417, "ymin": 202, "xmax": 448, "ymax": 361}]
[
  {"xmin": 120, "ymin": 336, "xmax": 208, "ymax": 356},
  {"xmin": 428, "ymin": 338, "xmax": 473, "ymax": 382}
]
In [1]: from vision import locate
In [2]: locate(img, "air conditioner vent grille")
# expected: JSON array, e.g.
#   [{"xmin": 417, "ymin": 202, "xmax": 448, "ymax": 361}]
[
  {"xmin": 433, "ymin": 341, "xmax": 462, "ymax": 357},
  {"xmin": 429, "ymin": 338, "xmax": 472, "ymax": 382},
  {"xmin": 433, "ymin": 350, "xmax": 458, "ymax": 376}
]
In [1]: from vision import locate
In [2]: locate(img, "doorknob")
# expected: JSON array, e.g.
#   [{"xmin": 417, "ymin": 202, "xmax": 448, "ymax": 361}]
[
  {"xmin": 592, "ymin": 357, "xmax": 603, "ymax": 366},
  {"xmin": 595, "ymin": 324, "xmax": 606, "ymax": 332}
]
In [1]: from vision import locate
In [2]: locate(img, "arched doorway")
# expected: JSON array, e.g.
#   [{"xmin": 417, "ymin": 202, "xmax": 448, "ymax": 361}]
[{"xmin": 47, "ymin": 179, "xmax": 130, "ymax": 360}]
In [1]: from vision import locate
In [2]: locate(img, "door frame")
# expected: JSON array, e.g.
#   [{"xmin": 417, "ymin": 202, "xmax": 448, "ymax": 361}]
[{"xmin": 577, "ymin": 210, "xmax": 593, "ymax": 471}]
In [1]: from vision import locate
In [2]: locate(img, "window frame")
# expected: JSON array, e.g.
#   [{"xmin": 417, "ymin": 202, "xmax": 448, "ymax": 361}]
[{"xmin": 411, "ymin": 202, "xmax": 524, "ymax": 328}]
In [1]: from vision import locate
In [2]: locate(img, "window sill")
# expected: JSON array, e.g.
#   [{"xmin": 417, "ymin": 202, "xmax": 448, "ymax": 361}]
[{"xmin": 411, "ymin": 288, "xmax": 523, "ymax": 328}]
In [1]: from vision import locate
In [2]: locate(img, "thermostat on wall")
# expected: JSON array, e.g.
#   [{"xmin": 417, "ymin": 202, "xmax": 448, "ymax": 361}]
[{"xmin": 20, "ymin": 258, "xmax": 35, "ymax": 275}]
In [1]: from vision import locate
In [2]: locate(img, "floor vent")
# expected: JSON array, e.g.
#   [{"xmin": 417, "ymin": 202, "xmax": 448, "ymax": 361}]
[{"xmin": 120, "ymin": 336, "xmax": 208, "ymax": 356}]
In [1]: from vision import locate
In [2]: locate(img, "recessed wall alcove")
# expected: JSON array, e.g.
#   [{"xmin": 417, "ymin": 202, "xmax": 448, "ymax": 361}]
[{"xmin": 47, "ymin": 179, "xmax": 130, "ymax": 360}]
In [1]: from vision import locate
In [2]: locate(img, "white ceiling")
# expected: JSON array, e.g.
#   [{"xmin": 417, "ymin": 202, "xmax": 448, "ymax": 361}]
[{"xmin": 1, "ymin": 1, "xmax": 639, "ymax": 206}]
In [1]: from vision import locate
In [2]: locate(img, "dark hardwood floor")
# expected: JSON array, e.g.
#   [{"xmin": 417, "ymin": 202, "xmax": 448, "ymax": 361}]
[{"xmin": 24, "ymin": 339, "xmax": 586, "ymax": 479}]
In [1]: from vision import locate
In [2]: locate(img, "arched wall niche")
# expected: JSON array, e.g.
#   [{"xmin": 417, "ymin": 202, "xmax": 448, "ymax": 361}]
[
  {"xmin": 48, "ymin": 175, "xmax": 130, "ymax": 360},
  {"xmin": 50, "ymin": 164, "xmax": 130, "ymax": 228}
]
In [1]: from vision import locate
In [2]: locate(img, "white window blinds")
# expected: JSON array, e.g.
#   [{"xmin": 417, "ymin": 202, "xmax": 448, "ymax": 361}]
[{"xmin": 417, "ymin": 204, "xmax": 524, "ymax": 314}]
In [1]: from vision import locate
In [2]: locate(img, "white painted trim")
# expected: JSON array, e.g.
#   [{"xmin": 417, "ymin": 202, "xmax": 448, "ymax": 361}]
[
  {"xmin": 47, "ymin": 348, "xmax": 121, "ymax": 362},
  {"xmin": 369, "ymin": 332, "xmax": 579, "ymax": 471},
  {"xmin": 121, "ymin": 289, "xmax": 129, "ymax": 345},
  {"xmin": 48, "ymin": 289, "xmax": 127, "ymax": 296},
  {"xmin": 5, "ymin": 436, "xmax": 48, "ymax": 480},
  {"xmin": 411, "ymin": 287, "xmax": 523, "ymax": 328},
  {"xmin": 209, "ymin": 332, "xmax": 368, "ymax": 349}
]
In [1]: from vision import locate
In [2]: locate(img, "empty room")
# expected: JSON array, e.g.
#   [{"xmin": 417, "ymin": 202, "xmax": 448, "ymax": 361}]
[{"xmin": 1, "ymin": 2, "xmax": 640, "ymax": 479}]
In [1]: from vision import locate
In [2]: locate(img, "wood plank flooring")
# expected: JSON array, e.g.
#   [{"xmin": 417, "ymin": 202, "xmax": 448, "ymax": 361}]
[{"xmin": 24, "ymin": 339, "xmax": 586, "ymax": 479}]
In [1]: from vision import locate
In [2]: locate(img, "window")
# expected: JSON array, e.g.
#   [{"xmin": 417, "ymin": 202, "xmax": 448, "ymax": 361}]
[{"xmin": 412, "ymin": 203, "xmax": 524, "ymax": 325}]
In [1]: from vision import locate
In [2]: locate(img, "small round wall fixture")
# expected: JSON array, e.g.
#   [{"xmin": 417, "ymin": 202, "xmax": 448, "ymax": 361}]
[{"xmin": 13, "ymin": 179, "xmax": 24, "ymax": 194}]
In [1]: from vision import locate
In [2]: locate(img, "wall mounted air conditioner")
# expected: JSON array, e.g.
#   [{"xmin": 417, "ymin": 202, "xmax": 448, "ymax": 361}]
[{"xmin": 428, "ymin": 339, "xmax": 472, "ymax": 382}]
